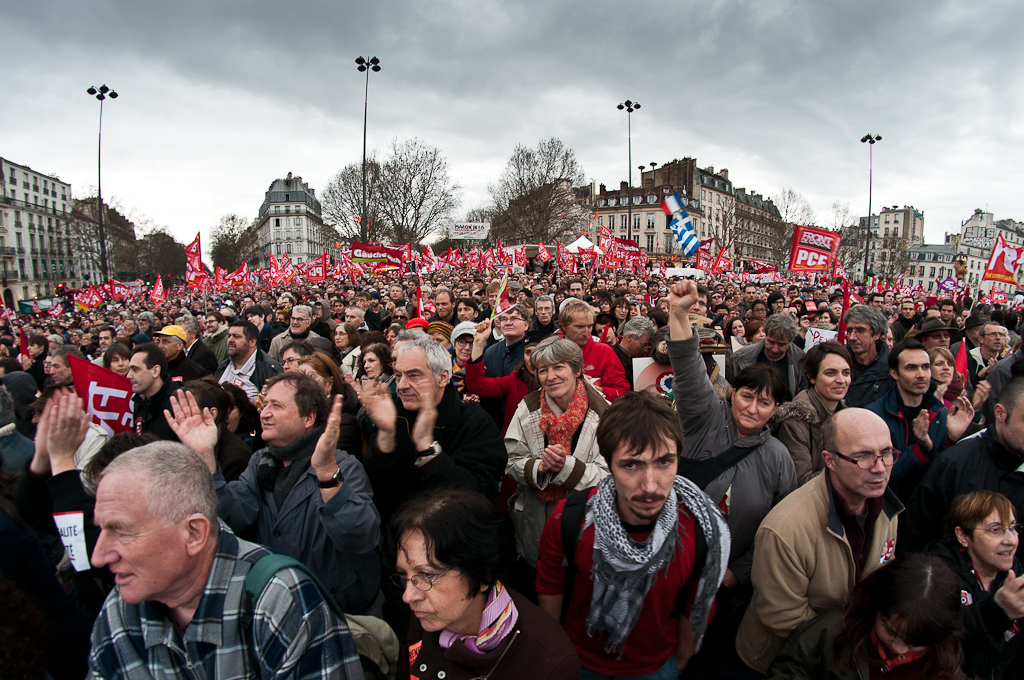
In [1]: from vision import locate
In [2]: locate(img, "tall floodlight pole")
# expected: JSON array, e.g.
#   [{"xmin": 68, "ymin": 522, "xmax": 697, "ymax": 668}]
[
  {"xmin": 617, "ymin": 100, "xmax": 640, "ymax": 243},
  {"xmin": 356, "ymin": 56, "xmax": 381, "ymax": 243},
  {"xmin": 861, "ymin": 133, "xmax": 882, "ymax": 280},
  {"xmin": 86, "ymin": 84, "xmax": 118, "ymax": 282}
]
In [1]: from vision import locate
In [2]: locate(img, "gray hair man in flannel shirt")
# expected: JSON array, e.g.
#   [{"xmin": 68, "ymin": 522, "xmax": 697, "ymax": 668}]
[{"xmin": 86, "ymin": 441, "xmax": 365, "ymax": 679}]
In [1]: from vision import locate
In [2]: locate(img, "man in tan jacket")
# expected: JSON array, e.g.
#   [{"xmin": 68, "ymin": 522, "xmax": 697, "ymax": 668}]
[{"xmin": 734, "ymin": 407, "xmax": 903, "ymax": 675}]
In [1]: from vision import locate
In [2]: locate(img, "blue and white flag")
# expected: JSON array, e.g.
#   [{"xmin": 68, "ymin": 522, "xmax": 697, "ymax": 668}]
[{"xmin": 670, "ymin": 210, "xmax": 700, "ymax": 257}]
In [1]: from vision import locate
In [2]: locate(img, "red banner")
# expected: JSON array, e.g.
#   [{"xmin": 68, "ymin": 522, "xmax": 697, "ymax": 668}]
[
  {"xmin": 788, "ymin": 224, "xmax": 841, "ymax": 273},
  {"xmin": 68, "ymin": 355, "xmax": 134, "ymax": 436},
  {"xmin": 537, "ymin": 242, "xmax": 551, "ymax": 263},
  {"xmin": 712, "ymin": 246, "xmax": 731, "ymax": 274},
  {"xmin": 307, "ymin": 253, "xmax": 329, "ymax": 281},
  {"xmin": 748, "ymin": 259, "xmax": 777, "ymax": 274},
  {"xmin": 351, "ymin": 241, "xmax": 390, "ymax": 263}
]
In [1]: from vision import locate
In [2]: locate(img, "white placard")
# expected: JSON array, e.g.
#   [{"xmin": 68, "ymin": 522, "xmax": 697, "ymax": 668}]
[
  {"xmin": 805, "ymin": 327, "xmax": 838, "ymax": 349},
  {"xmin": 53, "ymin": 511, "xmax": 90, "ymax": 572},
  {"xmin": 449, "ymin": 222, "xmax": 490, "ymax": 239}
]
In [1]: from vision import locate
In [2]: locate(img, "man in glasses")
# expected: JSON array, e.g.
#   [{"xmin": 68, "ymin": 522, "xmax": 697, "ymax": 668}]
[
  {"xmin": 735, "ymin": 407, "xmax": 902, "ymax": 676},
  {"xmin": 843, "ymin": 304, "xmax": 895, "ymax": 408}
]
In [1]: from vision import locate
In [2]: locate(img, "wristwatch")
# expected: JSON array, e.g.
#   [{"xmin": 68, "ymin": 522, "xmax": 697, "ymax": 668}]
[
  {"xmin": 316, "ymin": 467, "xmax": 344, "ymax": 489},
  {"xmin": 417, "ymin": 440, "xmax": 442, "ymax": 459}
]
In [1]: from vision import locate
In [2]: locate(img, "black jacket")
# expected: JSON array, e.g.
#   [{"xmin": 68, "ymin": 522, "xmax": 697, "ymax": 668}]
[
  {"xmin": 186, "ymin": 338, "xmax": 219, "ymax": 375},
  {"xmin": 927, "ymin": 538, "xmax": 1023, "ymax": 680},
  {"xmin": 613, "ymin": 342, "xmax": 635, "ymax": 390},
  {"xmin": 132, "ymin": 378, "xmax": 180, "ymax": 442},
  {"xmin": 903, "ymin": 426, "xmax": 1024, "ymax": 555},
  {"xmin": 845, "ymin": 340, "xmax": 895, "ymax": 409},
  {"xmin": 26, "ymin": 351, "xmax": 48, "ymax": 390},
  {"xmin": 363, "ymin": 383, "xmax": 506, "ymax": 521},
  {"xmin": 215, "ymin": 348, "xmax": 282, "ymax": 394},
  {"xmin": 167, "ymin": 352, "xmax": 208, "ymax": 383}
]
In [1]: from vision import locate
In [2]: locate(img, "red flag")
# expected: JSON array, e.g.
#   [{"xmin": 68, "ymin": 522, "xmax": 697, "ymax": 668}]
[
  {"xmin": 150, "ymin": 274, "xmax": 166, "ymax": 305},
  {"xmin": 537, "ymin": 243, "xmax": 551, "ymax": 263},
  {"xmin": 215, "ymin": 267, "xmax": 228, "ymax": 289},
  {"xmin": 185, "ymin": 233, "xmax": 206, "ymax": 288},
  {"xmin": 490, "ymin": 271, "xmax": 513, "ymax": 319},
  {"xmin": 68, "ymin": 355, "xmax": 134, "ymax": 435},
  {"xmin": 983, "ymin": 234, "xmax": 1024, "ymax": 285},
  {"xmin": 32, "ymin": 300, "xmax": 40, "ymax": 315},
  {"xmin": 954, "ymin": 336, "xmax": 969, "ymax": 382},
  {"xmin": 837, "ymin": 278, "xmax": 853, "ymax": 344},
  {"xmin": 47, "ymin": 303, "xmax": 64, "ymax": 317},
  {"xmin": 711, "ymin": 246, "xmax": 731, "ymax": 275},
  {"xmin": 19, "ymin": 328, "xmax": 28, "ymax": 357}
]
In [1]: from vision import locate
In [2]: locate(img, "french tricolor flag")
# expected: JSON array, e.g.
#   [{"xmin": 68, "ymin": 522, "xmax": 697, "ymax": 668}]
[{"xmin": 661, "ymin": 191, "xmax": 685, "ymax": 216}]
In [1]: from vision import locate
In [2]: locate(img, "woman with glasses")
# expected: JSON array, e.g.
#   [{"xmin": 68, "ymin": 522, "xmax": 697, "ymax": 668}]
[
  {"xmin": 929, "ymin": 490, "xmax": 1024, "ymax": 680},
  {"xmin": 391, "ymin": 487, "xmax": 580, "ymax": 680},
  {"xmin": 767, "ymin": 553, "xmax": 961, "ymax": 680},
  {"xmin": 333, "ymin": 322, "xmax": 361, "ymax": 374}
]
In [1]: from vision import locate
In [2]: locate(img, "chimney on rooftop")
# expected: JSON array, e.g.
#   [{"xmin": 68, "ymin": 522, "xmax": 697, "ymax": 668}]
[
  {"xmin": 287, "ymin": 172, "xmax": 293, "ymax": 180},
  {"xmin": 720, "ymin": 168, "xmax": 729, "ymax": 180},
  {"xmin": 620, "ymin": 181, "xmax": 628, "ymax": 191},
  {"xmin": 599, "ymin": 183, "xmax": 606, "ymax": 194},
  {"xmin": 705, "ymin": 166, "xmax": 714, "ymax": 175}
]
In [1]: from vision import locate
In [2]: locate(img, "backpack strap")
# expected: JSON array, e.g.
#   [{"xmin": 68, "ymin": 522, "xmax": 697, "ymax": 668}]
[
  {"xmin": 559, "ymin": 487, "xmax": 592, "ymax": 624},
  {"xmin": 242, "ymin": 552, "xmax": 348, "ymax": 623},
  {"xmin": 677, "ymin": 443, "xmax": 757, "ymax": 490},
  {"xmin": 671, "ymin": 511, "xmax": 707, "ymax": 619}
]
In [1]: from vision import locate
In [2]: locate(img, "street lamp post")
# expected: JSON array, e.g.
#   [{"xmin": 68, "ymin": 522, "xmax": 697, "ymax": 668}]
[
  {"xmin": 355, "ymin": 56, "xmax": 381, "ymax": 244},
  {"xmin": 617, "ymin": 100, "xmax": 640, "ymax": 244},
  {"xmin": 86, "ymin": 84, "xmax": 117, "ymax": 283},
  {"xmin": 860, "ymin": 133, "xmax": 882, "ymax": 281}
]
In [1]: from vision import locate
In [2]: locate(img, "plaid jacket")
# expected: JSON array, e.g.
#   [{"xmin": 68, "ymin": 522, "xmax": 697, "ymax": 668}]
[{"xmin": 87, "ymin": 525, "xmax": 365, "ymax": 680}]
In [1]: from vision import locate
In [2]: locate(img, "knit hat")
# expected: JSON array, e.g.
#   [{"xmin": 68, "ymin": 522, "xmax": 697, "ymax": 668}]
[
  {"xmin": 407, "ymin": 317, "xmax": 430, "ymax": 331},
  {"xmin": 451, "ymin": 321, "xmax": 476, "ymax": 344},
  {"xmin": 0, "ymin": 372, "xmax": 37, "ymax": 423},
  {"xmin": 428, "ymin": 321, "xmax": 453, "ymax": 340}
]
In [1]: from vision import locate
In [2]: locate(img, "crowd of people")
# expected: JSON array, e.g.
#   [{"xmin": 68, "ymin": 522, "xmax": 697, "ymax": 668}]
[{"xmin": 2, "ymin": 267, "xmax": 1024, "ymax": 680}]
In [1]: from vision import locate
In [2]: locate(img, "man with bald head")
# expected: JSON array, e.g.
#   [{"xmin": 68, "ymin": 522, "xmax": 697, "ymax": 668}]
[{"xmin": 734, "ymin": 408, "xmax": 903, "ymax": 675}]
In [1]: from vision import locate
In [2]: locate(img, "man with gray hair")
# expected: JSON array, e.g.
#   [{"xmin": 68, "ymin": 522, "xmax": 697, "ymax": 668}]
[
  {"xmin": 614, "ymin": 316, "xmax": 656, "ymax": 390},
  {"xmin": 356, "ymin": 335, "xmax": 506, "ymax": 521},
  {"xmin": 344, "ymin": 305, "xmax": 369, "ymax": 340},
  {"xmin": 529, "ymin": 294, "xmax": 557, "ymax": 335},
  {"xmin": 267, "ymin": 304, "xmax": 321, "ymax": 362},
  {"xmin": 88, "ymin": 441, "xmax": 365, "ymax": 679},
  {"xmin": 177, "ymin": 313, "xmax": 219, "ymax": 375},
  {"xmin": 843, "ymin": 304, "xmax": 894, "ymax": 408},
  {"xmin": 728, "ymin": 312, "xmax": 805, "ymax": 402}
]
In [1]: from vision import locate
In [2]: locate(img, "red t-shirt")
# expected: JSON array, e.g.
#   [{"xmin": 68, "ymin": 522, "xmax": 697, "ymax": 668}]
[{"xmin": 535, "ymin": 490, "xmax": 702, "ymax": 676}]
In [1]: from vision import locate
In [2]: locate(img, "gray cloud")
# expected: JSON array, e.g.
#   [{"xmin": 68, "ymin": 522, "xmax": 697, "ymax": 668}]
[{"xmin": 2, "ymin": 0, "xmax": 1022, "ymax": 249}]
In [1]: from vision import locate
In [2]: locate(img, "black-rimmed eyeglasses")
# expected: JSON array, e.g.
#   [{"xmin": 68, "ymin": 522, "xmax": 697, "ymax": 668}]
[
  {"xmin": 391, "ymin": 568, "xmax": 451, "ymax": 592},
  {"xmin": 831, "ymin": 448, "xmax": 899, "ymax": 470}
]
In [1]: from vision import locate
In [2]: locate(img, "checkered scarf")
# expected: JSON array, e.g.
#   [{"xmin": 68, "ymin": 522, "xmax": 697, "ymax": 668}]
[{"xmin": 584, "ymin": 474, "xmax": 730, "ymax": 657}]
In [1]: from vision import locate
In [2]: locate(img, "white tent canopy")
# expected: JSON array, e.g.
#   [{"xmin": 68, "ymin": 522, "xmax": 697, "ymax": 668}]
[{"xmin": 565, "ymin": 235, "xmax": 603, "ymax": 254}]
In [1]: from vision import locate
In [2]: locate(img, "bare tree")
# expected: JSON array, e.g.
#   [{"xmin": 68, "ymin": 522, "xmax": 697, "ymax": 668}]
[
  {"xmin": 321, "ymin": 154, "xmax": 387, "ymax": 243},
  {"xmin": 771, "ymin": 188, "xmax": 817, "ymax": 270},
  {"xmin": 321, "ymin": 139, "xmax": 460, "ymax": 246},
  {"xmin": 136, "ymin": 226, "xmax": 186, "ymax": 283},
  {"xmin": 487, "ymin": 138, "xmax": 590, "ymax": 245},
  {"xmin": 375, "ymin": 138, "xmax": 461, "ymax": 246},
  {"xmin": 873, "ymin": 235, "xmax": 911, "ymax": 281},
  {"xmin": 209, "ymin": 213, "xmax": 249, "ymax": 270}
]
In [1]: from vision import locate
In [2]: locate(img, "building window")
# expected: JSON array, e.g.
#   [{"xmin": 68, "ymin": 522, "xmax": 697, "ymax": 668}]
[
  {"xmin": 294, "ymin": 217, "xmax": 302, "ymax": 226},
  {"xmin": 646, "ymin": 234, "xmax": 655, "ymax": 251},
  {"xmin": 929, "ymin": 266, "xmax": 935, "ymax": 277},
  {"xmin": 647, "ymin": 214, "xmax": 655, "ymax": 229},
  {"xmin": 633, "ymin": 214, "xmax": 641, "ymax": 229},
  {"xmin": 274, "ymin": 218, "xmax": 280, "ymax": 227},
  {"xmin": 620, "ymin": 215, "xmax": 627, "ymax": 228}
]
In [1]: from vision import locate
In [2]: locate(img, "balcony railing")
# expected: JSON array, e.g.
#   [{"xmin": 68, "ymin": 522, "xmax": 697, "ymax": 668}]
[{"xmin": 0, "ymin": 247, "xmax": 15, "ymax": 256}]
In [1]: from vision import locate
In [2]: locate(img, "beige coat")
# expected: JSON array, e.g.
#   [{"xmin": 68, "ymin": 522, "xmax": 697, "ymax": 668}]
[
  {"xmin": 735, "ymin": 471, "xmax": 902, "ymax": 673},
  {"xmin": 504, "ymin": 381, "xmax": 610, "ymax": 565}
]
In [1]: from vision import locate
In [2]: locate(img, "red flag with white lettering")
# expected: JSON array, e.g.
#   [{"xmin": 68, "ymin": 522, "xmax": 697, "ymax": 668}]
[
  {"xmin": 68, "ymin": 355, "xmax": 134, "ymax": 435},
  {"xmin": 150, "ymin": 274, "xmax": 166, "ymax": 305}
]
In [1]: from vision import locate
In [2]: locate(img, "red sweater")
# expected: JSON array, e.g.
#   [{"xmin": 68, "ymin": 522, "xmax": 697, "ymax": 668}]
[
  {"xmin": 464, "ymin": 357, "xmax": 532, "ymax": 435},
  {"xmin": 536, "ymin": 490, "xmax": 701, "ymax": 676},
  {"xmin": 579, "ymin": 337, "xmax": 630, "ymax": 401}
]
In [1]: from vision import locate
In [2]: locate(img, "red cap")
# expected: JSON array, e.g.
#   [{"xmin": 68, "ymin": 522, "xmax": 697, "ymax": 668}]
[{"xmin": 406, "ymin": 317, "xmax": 429, "ymax": 330}]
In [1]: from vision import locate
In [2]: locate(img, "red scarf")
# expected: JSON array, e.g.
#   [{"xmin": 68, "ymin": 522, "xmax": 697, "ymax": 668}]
[{"xmin": 536, "ymin": 380, "xmax": 589, "ymax": 503}]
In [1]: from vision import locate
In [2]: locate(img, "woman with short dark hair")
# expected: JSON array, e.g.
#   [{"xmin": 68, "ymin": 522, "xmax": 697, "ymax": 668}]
[
  {"xmin": 391, "ymin": 488, "xmax": 580, "ymax": 679},
  {"xmin": 772, "ymin": 342, "xmax": 853, "ymax": 485},
  {"xmin": 929, "ymin": 490, "xmax": 1024, "ymax": 680}
]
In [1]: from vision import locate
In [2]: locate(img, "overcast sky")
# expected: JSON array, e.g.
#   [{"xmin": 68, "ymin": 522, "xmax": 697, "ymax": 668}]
[{"xmin": 3, "ymin": 0, "xmax": 1022, "ymax": 256}]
